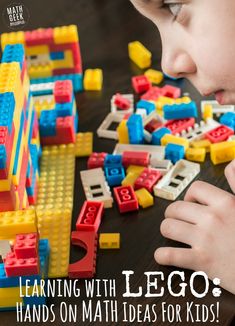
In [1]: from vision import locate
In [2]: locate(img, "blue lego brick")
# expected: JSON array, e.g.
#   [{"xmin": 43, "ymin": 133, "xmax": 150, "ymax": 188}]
[
  {"xmin": 74, "ymin": 110, "xmax": 79, "ymax": 133},
  {"xmin": 55, "ymin": 95, "xmax": 74, "ymax": 117},
  {"xmin": 136, "ymin": 100, "xmax": 155, "ymax": 115},
  {"xmin": 26, "ymin": 171, "xmax": 36, "ymax": 196},
  {"xmin": 104, "ymin": 154, "xmax": 122, "ymax": 168},
  {"xmin": 1, "ymin": 44, "xmax": 24, "ymax": 69},
  {"xmin": 164, "ymin": 102, "xmax": 198, "ymax": 120},
  {"xmin": 0, "ymin": 145, "xmax": 7, "ymax": 169},
  {"xmin": 13, "ymin": 110, "xmax": 24, "ymax": 175},
  {"xmin": 105, "ymin": 166, "xmax": 125, "ymax": 187},
  {"xmin": 165, "ymin": 143, "xmax": 185, "ymax": 164},
  {"xmin": 39, "ymin": 110, "xmax": 57, "ymax": 137},
  {"xmin": 0, "ymin": 92, "xmax": 15, "ymax": 133},
  {"xmin": 30, "ymin": 144, "xmax": 39, "ymax": 173},
  {"xmin": 38, "ymin": 239, "xmax": 50, "ymax": 278},
  {"xmin": 152, "ymin": 127, "xmax": 171, "ymax": 145},
  {"xmin": 30, "ymin": 73, "xmax": 83, "ymax": 92},
  {"xmin": 50, "ymin": 51, "xmax": 64, "ymax": 60},
  {"xmin": 127, "ymin": 114, "xmax": 144, "ymax": 144},
  {"xmin": 220, "ymin": 112, "xmax": 235, "ymax": 130}
]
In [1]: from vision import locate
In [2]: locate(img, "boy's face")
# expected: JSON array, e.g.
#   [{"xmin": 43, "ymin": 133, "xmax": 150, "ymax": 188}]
[{"xmin": 130, "ymin": 0, "xmax": 235, "ymax": 105}]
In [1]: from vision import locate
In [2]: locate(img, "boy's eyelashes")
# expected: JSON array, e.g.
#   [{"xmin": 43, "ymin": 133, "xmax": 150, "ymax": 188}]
[{"xmin": 162, "ymin": 1, "xmax": 183, "ymax": 19}]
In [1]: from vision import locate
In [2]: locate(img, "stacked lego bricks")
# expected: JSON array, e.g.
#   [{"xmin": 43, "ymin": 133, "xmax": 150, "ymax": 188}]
[
  {"xmin": 0, "ymin": 43, "xmax": 41, "ymax": 211},
  {"xmin": 0, "ymin": 25, "xmax": 83, "ymax": 91}
]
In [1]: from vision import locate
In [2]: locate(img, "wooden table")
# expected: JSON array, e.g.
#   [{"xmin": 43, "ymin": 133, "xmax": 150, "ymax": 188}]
[{"xmin": 0, "ymin": 0, "xmax": 234, "ymax": 325}]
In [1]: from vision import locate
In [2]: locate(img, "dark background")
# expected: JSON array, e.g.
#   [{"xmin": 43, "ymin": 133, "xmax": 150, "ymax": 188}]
[{"xmin": 0, "ymin": 0, "xmax": 234, "ymax": 325}]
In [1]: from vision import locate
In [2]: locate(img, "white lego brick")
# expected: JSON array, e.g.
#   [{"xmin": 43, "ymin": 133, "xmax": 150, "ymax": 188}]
[
  {"xmin": 30, "ymin": 82, "xmax": 54, "ymax": 93},
  {"xmin": 26, "ymin": 53, "xmax": 51, "ymax": 67},
  {"xmin": 80, "ymin": 168, "xmax": 113, "ymax": 208},
  {"xmin": 0, "ymin": 240, "xmax": 11, "ymax": 259},
  {"xmin": 111, "ymin": 94, "xmax": 134, "ymax": 115},
  {"xmin": 143, "ymin": 111, "xmax": 165, "ymax": 129},
  {"xmin": 150, "ymin": 159, "xmax": 173, "ymax": 174},
  {"xmin": 32, "ymin": 94, "xmax": 54, "ymax": 103},
  {"xmin": 97, "ymin": 113, "xmax": 123, "ymax": 140},
  {"xmin": 201, "ymin": 100, "xmax": 235, "ymax": 118},
  {"xmin": 153, "ymin": 160, "xmax": 200, "ymax": 200},
  {"xmin": 113, "ymin": 143, "xmax": 165, "ymax": 160},
  {"xmin": 143, "ymin": 129, "xmax": 152, "ymax": 143},
  {"xmin": 136, "ymin": 108, "xmax": 147, "ymax": 119},
  {"xmin": 176, "ymin": 118, "xmax": 220, "ymax": 142}
]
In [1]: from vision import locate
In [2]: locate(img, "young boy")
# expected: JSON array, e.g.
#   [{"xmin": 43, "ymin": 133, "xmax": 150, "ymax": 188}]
[{"xmin": 130, "ymin": 0, "xmax": 235, "ymax": 295}]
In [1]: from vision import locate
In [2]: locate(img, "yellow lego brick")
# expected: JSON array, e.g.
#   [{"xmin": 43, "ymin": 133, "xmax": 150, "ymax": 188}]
[
  {"xmin": 1, "ymin": 31, "xmax": 25, "ymax": 50},
  {"xmin": 0, "ymin": 285, "xmax": 42, "ymax": 307},
  {"xmin": 25, "ymin": 45, "xmax": 49, "ymax": 56},
  {"xmin": 135, "ymin": 188, "xmax": 154, "ymax": 208},
  {"xmin": 33, "ymin": 96, "xmax": 55, "ymax": 117},
  {"xmin": 128, "ymin": 41, "xmax": 151, "ymax": 69},
  {"xmin": 52, "ymin": 50, "xmax": 74, "ymax": 69},
  {"xmin": 155, "ymin": 96, "xmax": 175, "ymax": 111},
  {"xmin": 144, "ymin": 69, "xmax": 163, "ymax": 84},
  {"xmin": 22, "ymin": 71, "xmax": 30, "ymax": 101},
  {"xmin": 28, "ymin": 62, "xmax": 53, "ymax": 79},
  {"xmin": 53, "ymin": 25, "xmax": 79, "ymax": 44},
  {"xmin": 122, "ymin": 172, "xmax": 139, "ymax": 187},
  {"xmin": 174, "ymin": 96, "xmax": 191, "ymax": 104},
  {"xmin": 202, "ymin": 104, "xmax": 213, "ymax": 121},
  {"xmin": 117, "ymin": 120, "xmax": 129, "ymax": 144},
  {"xmin": 126, "ymin": 165, "xmax": 145, "ymax": 175},
  {"xmin": 0, "ymin": 209, "xmax": 37, "ymax": 240},
  {"xmin": 36, "ymin": 144, "xmax": 75, "ymax": 278},
  {"xmin": 99, "ymin": 233, "xmax": 120, "ymax": 249},
  {"xmin": 84, "ymin": 69, "xmax": 103, "ymax": 91},
  {"xmin": 186, "ymin": 147, "xmax": 206, "ymax": 163},
  {"xmin": 210, "ymin": 141, "xmax": 235, "ymax": 165},
  {"xmin": 191, "ymin": 139, "xmax": 211, "ymax": 153},
  {"xmin": 161, "ymin": 134, "xmax": 189, "ymax": 149},
  {"xmin": 74, "ymin": 132, "xmax": 93, "ymax": 157}
]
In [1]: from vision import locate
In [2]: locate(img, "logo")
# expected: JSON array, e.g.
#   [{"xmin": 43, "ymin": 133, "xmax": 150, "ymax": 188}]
[{"xmin": 2, "ymin": 3, "xmax": 30, "ymax": 29}]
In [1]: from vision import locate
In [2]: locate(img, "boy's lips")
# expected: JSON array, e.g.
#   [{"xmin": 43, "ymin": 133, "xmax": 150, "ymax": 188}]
[{"xmin": 214, "ymin": 90, "xmax": 225, "ymax": 104}]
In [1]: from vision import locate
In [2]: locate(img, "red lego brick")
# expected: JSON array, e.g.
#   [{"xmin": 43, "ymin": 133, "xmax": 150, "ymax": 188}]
[
  {"xmin": 205, "ymin": 125, "xmax": 234, "ymax": 143},
  {"xmin": 122, "ymin": 151, "xmax": 150, "ymax": 167},
  {"xmin": 32, "ymin": 111, "xmax": 39, "ymax": 139},
  {"xmin": 160, "ymin": 85, "xmax": 181, "ymax": 99},
  {"xmin": 114, "ymin": 93, "xmax": 131, "ymax": 110},
  {"xmin": 16, "ymin": 149, "xmax": 29, "ymax": 210},
  {"xmin": 87, "ymin": 152, "xmax": 107, "ymax": 169},
  {"xmin": 68, "ymin": 231, "xmax": 97, "ymax": 278},
  {"xmin": 0, "ymin": 182, "xmax": 16, "ymax": 212},
  {"xmin": 132, "ymin": 75, "xmax": 151, "ymax": 94},
  {"xmin": 113, "ymin": 185, "xmax": 139, "ymax": 213},
  {"xmin": 25, "ymin": 28, "xmax": 54, "ymax": 46},
  {"xmin": 76, "ymin": 201, "xmax": 104, "ymax": 232},
  {"xmin": 145, "ymin": 119, "xmax": 163, "ymax": 133},
  {"xmin": 4, "ymin": 253, "xmax": 39, "ymax": 277},
  {"xmin": 14, "ymin": 233, "xmax": 38, "ymax": 259},
  {"xmin": 134, "ymin": 168, "xmax": 162, "ymax": 193},
  {"xmin": 164, "ymin": 118, "xmax": 195, "ymax": 135},
  {"xmin": 56, "ymin": 116, "xmax": 76, "ymax": 144},
  {"xmin": 53, "ymin": 65, "xmax": 82, "ymax": 75},
  {"xmin": 141, "ymin": 86, "xmax": 162, "ymax": 101},
  {"xmin": 0, "ymin": 126, "xmax": 8, "ymax": 146},
  {"xmin": 27, "ymin": 181, "xmax": 38, "ymax": 206},
  {"xmin": 54, "ymin": 80, "xmax": 73, "ymax": 104},
  {"xmin": 21, "ymin": 60, "xmax": 27, "ymax": 82},
  {"xmin": 123, "ymin": 113, "xmax": 132, "ymax": 120}
]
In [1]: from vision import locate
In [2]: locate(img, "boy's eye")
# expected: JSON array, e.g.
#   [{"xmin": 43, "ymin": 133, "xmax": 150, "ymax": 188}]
[{"xmin": 163, "ymin": 1, "xmax": 183, "ymax": 18}]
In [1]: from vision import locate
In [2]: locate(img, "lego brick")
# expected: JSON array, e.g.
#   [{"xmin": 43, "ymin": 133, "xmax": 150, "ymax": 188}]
[
  {"xmin": 126, "ymin": 165, "xmax": 145, "ymax": 175},
  {"xmin": 26, "ymin": 45, "xmax": 50, "ymax": 56},
  {"xmin": 128, "ymin": 41, "xmax": 151, "ymax": 69},
  {"xmin": 39, "ymin": 109, "xmax": 57, "ymax": 136},
  {"xmin": 164, "ymin": 118, "xmax": 195, "ymax": 135},
  {"xmin": 155, "ymin": 96, "xmax": 175, "ymax": 111},
  {"xmin": 1, "ymin": 44, "xmax": 24, "ymax": 69},
  {"xmin": 205, "ymin": 125, "xmax": 234, "ymax": 143},
  {"xmin": 135, "ymin": 188, "xmax": 154, "ymax": 208},
  {"xmin": 186, "ymin": 147, "xmax": 206, "ymax": 163},
  {"xmin": 210, "ymin": 140, "xmax": 235, "ymax": 165},
  {"xmin": 74, "ymin": 132, "xmax": 93, "ymax": 157},
  {"xmin": 14, "ymin": 233, "xmax": 38, "ymax": 259},
  {"xmin": 0, "ymin": 240, "xmax": 11, "ymax": 259},
  {"xmin": 0, "ymin": 92, "xmax": 15, "ymax": 133},
  {"xmin": 53, "ymin": 25, "xmax": 79, "ymax": 44},
  {"xmin": 122, "ymin": 151, "xmax": 150, "ymax": 167},
  {"xmin": 51, "ymin": 50, "xmax": 74, "ymax": 70},
  {"xmin": 99, "ymin": 233, "xmax": 120, "ymax": 249},
  {"xmin": 161, "ymin": 85, "xmax": 181, "ymax": 99},
  {"xmin": 141, "ymin": 86, "xmax": 162, "ymax": 101},
  {"xmin": 191, "ymin": 139, "xmax": 211, "ymax": 153},
  {"xmin": 105, "ymin": 166, "xmax": 125, "ymax": 186},
  {"xmin": 165, "ymin": 143, "xmax": 185, "ymax": 164},
  {"xmin": 201, "ymin": 100, "xmax": 235, "ymax": 118},
  {"xmin": 56, "ymin": 116, "xmax": 76, "ymax": 144},
  {"xmin": 132, "ymin": 75, "xmax": 151, "ymax": 94},
  {"xmin": 163, "ymin": 102, "xmax": 198, "ymax": 120},
  {"xmin": 1, "ymin": 31, "xmax": 25, "ymax": 50},
  {"xmin": 117, "ymin": 120, "xmax": 129, "ymax": 144},
  {"xmin": 104, "ymin": 154, "xmax": 122, "ymax": 167},
  {"xmin": 202, "ymin": 104, "xmax": 213, "ymax": 120},
  {"xmin": 113, "ymin": 143, "xmax": 165, "ymax": 161},
  {"xmin": 54, "ymin": 79, "xmax": 73, "ymax": 103},
  {"xmin": 145, "ymin": 119, "xmax": 163, "ymax": 134},
  {"xmin": 4, "ymin": 252, "xmax": 39, "ymax": 277},
  {"xmin": 113, "ymin": 185, "xmax": 139, "ymax": 213},
  {"xmin": 84, "ymin": 69, "xmax": 103, "ymax": 91},
  {"xmin": 87, "ymin": 152, "xmax": 107, "ymax": 169},
  {"xmin": 114, "ymin": 93, "xmax": 131, "ymax": 110},
  {"xmin": 69, "ymin": 231, "xmax": 97, "ymax": 278},
  {"xmin": 50, "ymin": 51, "xmax": 64, "ymax": 60},
  {"xmin": 80, "ymin": 168, "xmax": 113, "ymax": 208},
  {"xmin": 76, "ymin": 201, "xmax": 104, "ymax": 232},
  {"xmin": 149, "ymin": 159, "xmax": 173, "ymax": 174},
  {"xmin": 111, "ymin": 94, "xmax": 134, "ymax": 115},
  {"xmin": 152, "ymin": 127, "xmax": 171, "ymax": 145},
  {"xmin": 134, "ymin": 168, "xmax": 162, "ymax": 193},
  {"xmin": 127, "ymin": 114, "xmax": 144, "ymax": 144},
  {"xmin": 136, "ymin": 100, "xmax": 155, "ymax": 115},
  {"xmin": 144, "ymin": 69, "xmax": 163, "ymax": 84},
  {"xmin": 220, "ymin": 112, "xmax": 235, "ymax": 130},
  {"xmin": 153, "ymin": 160, "xmax": 200, "ymax": 200},
  {"xmin": 25, "ymin": 28, "xmax": 53, "ymax": 46},
  {"xmin": 161, "ymin": 134, "xmax": 189, "ymax": 149},
  {"xmin": 121, "ymin": 172, "xmax": 139, "ymax": 187},
  {"xmin": 97, "ymin": 112, "xmax": 123, "ymax": 140},
  {"xmin": 178, "ymin": 119, "xmax": 220, "ymax": 142}
]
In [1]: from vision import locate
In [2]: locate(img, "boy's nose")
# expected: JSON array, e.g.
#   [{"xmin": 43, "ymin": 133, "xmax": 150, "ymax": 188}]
[{"xmin": 161, "ymin": 41, "xmax": 196, "ymax": 79}]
